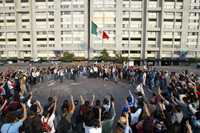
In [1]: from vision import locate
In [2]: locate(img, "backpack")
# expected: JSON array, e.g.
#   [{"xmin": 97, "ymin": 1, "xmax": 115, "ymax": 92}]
[{"xmin": 42, "ymin": 117, "xmax": 52, "ymax": 132}]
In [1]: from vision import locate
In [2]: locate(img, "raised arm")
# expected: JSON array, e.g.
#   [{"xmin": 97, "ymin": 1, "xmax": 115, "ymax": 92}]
[
  {"xmin": 143, "ymin": 102, "xmax": 150, "ymax": 117},
  {"xmin": 186, "ymin": 121, "xmax": 193, "ymax": 133},
  {"xmin": 70, "ymin": 95, "xmax": 75, "ymax": 113},
  {"xmin": 80, "ymin": 95, "xmax": 85, "ymax": 105},
  {"xmin": 36, "ymin": 100, "xmax": 44, "ymax": 115},
  {"xmin": 129, "ymin": 90, "xmax": 134, "ymax": 101},
  {"xmin": 91, "ymin": 94, "xmax": 95, "ymax": 106},
  {"xmin": 53, "ymin": 97, "xmax": 57, "ymax": 113},
  {"xmin": 20, "ymin": 103, "xmax": 27, "ymax": 122},
  {"xmin": 0, "ymin": 99, "xmax": 7, "ymax": 112},
  {"xmin": 98, "ymin": 107, "xmax": 102, "ymax": 124}
]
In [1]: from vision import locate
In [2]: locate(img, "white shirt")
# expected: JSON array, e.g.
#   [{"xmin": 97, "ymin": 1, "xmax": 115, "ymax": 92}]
[
  {"xmin": 130, "ymin": 108, "xmax": 142, "ymax": 125},
  {"xmin": 124, "ymin": 124, "xmax": 132, "ymax": 133},
  {"xmin": 59, "ymin": 70, "xmax": 64, "ymax": 76},
  {"xmin": 90, "ymin": 68, "xmax": 94, "ymax": 73},
  {"xmin": 32, "ymin": 72, "xmax": 37, "ymax": 77},
  {"xmin": 93, "ymin": 67, "xmax": 98, "ymax": 72},
  {"xmin": 27, "ymin": 99, "xmax": 32, "ymax": 108},
  {"xmin": 84, "ymin": 125, "xmax": 102, "ymax": 133},
  {"xmin": 36, "ymin": 71, "xmax": 40, "ymax": 77},
  {"xmin": 136, "ymin": 84, "xmax": 144, "ymax": 96},
  {"xmin": 41, "ymin": 113, "xmax": 56, "ymax": 133},
  {"xmin": 54, "ymin": 69, "xmax": 57, "ymax": 74},
  {"xmin": 143, "ymin": 72, "xmax": 146, "ymax": 85},
  {"xmin": 112, "ymin": 68, "xmax": 116, "ymax": 73}
]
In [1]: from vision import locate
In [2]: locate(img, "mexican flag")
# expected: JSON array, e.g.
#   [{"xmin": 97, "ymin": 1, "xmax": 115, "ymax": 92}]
[
  {"xmin": 91, "ymin": 21, "xmax": 98, "ymax": 35},
  {"xmin": 102, "ymin": 31, "xmax": 109, "ymax": 40},
  {"xmin": 91, "ymin": 21, "xmax": 109, "ymax": 40},
  {"xmin": 3, "ymin": 82, "xmax": 11, "ymax": 97},
  {"xmin": 2, "ymin": 80, "xmax": 16, "ymax": 97}
]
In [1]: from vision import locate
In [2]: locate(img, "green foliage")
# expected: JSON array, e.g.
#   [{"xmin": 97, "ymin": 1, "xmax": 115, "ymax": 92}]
[
  {"xmin": 113, "ymin": 51, "xmax": 128, "ymax": 63},
  {"xmin": 99, "ymin": 49, "xmax": 111, "ymax": 61},
  {"xmin": 92, "ymin": 56, "xmax": 100, "ymax": 61},
  {"xmin": 73, "ymin": 56, "xmax": 86, "ymax": 61},
  {"xmin": 40, "ymin": 57, "xmax": 48, "ymax": 62},
  {"xmin": 60, "ymin": 51, "xmax": 74, "ymax": 62}
]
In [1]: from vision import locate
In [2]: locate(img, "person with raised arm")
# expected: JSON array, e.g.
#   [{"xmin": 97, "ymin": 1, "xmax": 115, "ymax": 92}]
[
  {"xmin": 1, "ymin": 103, "xmax": 27, "ymax": 133},
  {"xmin": 41, "ymin": 97, "xmax": 57, "ymax": 133},
  {"xmin": 58, "ymin": 95, "xmax": 75, "ymax": 133}
]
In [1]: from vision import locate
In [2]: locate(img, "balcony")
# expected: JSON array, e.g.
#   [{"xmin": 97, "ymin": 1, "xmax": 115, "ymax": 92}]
[
  {"xmin": 149, "ymin": 2, "xmax": 160, "ymax": 9},
  {"xmin": 175, "ymin": 3, "xmax": 183, "ymax": 9},
  {"xmin": 130, "ymin": 2, "xmax": 142, "ymax": 9},
  {"xmin": 35, "ymin": 4, "xmax": 47, "ymax": 10},
  {"xmin": 163, "ymin": 24, "xmax": 174, "ymax": 29},
  {"xmin": 123, "ymin": 2, "xmax": 129, "ymax": 8},
  {"xmin": 174, "ymin": 24, "xmax": 182, "ymax": 29},
  {"xmin": 147, "ymin": 53, "xmax": 156, "ymax": 58}
]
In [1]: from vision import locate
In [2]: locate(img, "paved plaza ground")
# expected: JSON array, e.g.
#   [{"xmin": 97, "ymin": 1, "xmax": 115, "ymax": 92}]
[
  {"xmin": 1, "ymin": 64, "xmax": 200, "ymax": 120},
  {"xmin": 31, "ymin": 77, "xmax": 131, "ymax": 117},
  {"xmin": 27, "ymin": 65, "xmax": 199, "ymax": 118}
]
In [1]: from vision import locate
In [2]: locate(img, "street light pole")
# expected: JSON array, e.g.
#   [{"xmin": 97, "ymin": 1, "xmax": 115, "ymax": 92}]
[{"xmin": 87, "ymin": 0, "xmax": 91, "ymax": 62}]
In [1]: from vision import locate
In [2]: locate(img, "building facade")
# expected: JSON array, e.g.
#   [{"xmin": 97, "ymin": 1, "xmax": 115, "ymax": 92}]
[{"xmin": 0, "ymin": 0, "xmax": 200, "ymax": 62}]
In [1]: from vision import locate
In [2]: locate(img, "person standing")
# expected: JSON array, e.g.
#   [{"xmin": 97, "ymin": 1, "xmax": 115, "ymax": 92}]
[{"xmin": 1, "ymin": 103, "xmax": 27, "ymax": 133}]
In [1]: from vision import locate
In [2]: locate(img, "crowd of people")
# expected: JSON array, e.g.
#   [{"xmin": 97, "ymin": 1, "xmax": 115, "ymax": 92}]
[{"xmin": 0, "ymin": 63, "xmax": 199, "ymax": 133}]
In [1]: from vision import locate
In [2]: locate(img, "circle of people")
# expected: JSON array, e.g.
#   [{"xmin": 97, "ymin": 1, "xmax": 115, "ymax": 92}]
[{"xmin": 0, "ymin": 63, "xmax": 199, "ymax": 133}]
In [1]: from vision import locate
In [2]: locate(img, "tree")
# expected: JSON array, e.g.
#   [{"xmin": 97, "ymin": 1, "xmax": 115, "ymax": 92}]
[
  {"xmin": 113, "ymin": 51, "xmax": 128, "ymax": 63},
  {"xmin": 99, "ymin": 49, "xmax": 111, "ymax": 61},
  {"xmin": 60, "ymin": 51, "xmax": 74, "ymax": 62}
]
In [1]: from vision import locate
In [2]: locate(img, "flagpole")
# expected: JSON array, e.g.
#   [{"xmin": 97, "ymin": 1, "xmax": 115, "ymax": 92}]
[
  {"xmin": 102, "ymin": 30, "xmax": 103, "ymax": 49},
  {"xmin": 87, "ymin": 0, "xmax": 91, "ymax": 62}
]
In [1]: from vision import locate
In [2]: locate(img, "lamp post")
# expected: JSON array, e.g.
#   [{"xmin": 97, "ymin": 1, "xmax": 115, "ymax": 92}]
[{"xmin": 87, "ymin": 0, "xmax": 91, "ymax": 62}]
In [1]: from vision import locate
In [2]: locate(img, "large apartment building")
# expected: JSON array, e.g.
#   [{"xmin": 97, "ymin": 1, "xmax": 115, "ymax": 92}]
[{"xmin": 0, "ymin": 0, "xmax": 200, "ymax": 63}]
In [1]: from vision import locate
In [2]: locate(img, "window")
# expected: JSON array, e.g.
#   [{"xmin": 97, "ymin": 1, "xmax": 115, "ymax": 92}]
[
  {"xmin": 22, "ymin": 19, "xmax": 30, "ymax": 22},
  {"xmin": 36, "ymin": 19, "xmax": 46, "ymax": 22},
  {"xmin": 147, "ymin": 51, "xmax": 152, "ymax": 54},
  {"xmin": 123, "ymin": 18, "xmax": 129, "ymax": 21},
  {"xmin": 148, "ymin": 38, "xmax": 156, "ymax": 41},
  {"xmin": 21, "ymin": 0, "xmax": 28, "ymax": 2},
  {"xmin": 122, "ymin": 38, "xmax": 129, "ymax": 41},
  {"xmin": 163, "ymin": 38, "xmax": 172, "ymax": 41},
  {"xmin": 37, "ymin": 38, "xmax": 47, "ymax": 41},
  {"xmin": 35, "ymin": 0, "xmax": 45, "ymax": 2},
  {"xmin": 49, "ymin": 38, "xmax": 55, "ymax": 41},
  {"xmin": 6, "ymin": 0, "xmax": 14, "ymax": 3},
  {"xmin": 122, "ymin": 50, "xmax": 128, "ymax": 54},
  {"xmin": 175, "ymin": 39, "xmax": 180, "ymax": 41},
  {"xmin": 7, "ymin": 20, "xmax": 15, "ymax": 23},
  {"xmin": 48, "ymin": 18, "xmax": 54, "ymax": 21},
  {"xmin": 8, "ymin": 38, "xmax": 16, "ymax": 41},
  {"xmin": 49, "ymin": 11, "xmax": 54, "ymax": 16},
  {"xmin": 130, "ymin": 38, "xmax": 141, "ymax": 41},
  {"xmin": 130, "ymin": 51, "xmax": 140, "ymax": 54},
  {"xmin": 23, "ymin": 38, "xmax": 30, "ymax": 41},
  {"xmin": 50, "ymin": 25, "xmax": 54, "ymax": 28}
]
